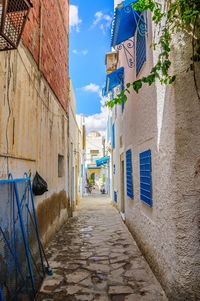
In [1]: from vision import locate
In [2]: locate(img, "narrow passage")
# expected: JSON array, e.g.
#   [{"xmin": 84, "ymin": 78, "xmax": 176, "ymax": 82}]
[{"xmin": 37, "ymin": 195, "xmax": 167, "ymax": 301}]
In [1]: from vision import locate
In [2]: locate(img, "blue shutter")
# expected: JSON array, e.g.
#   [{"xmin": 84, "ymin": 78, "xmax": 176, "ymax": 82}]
[
  {"xmin": 139, "ymin": 149, "xmax": 152, "ymax": 207},
  {"xmin": 136, "ymin": 16, "xmax": 146, "ymax": 76},
  {"xmin": 114, "ymin": 191, "xmax": 117, "ymax": 203},
  {"xmin": 112, "ymin": 124, "xmax": 115, "ymax": 148},
  {"xmin": 126, "ymin": 149, "xmax": 133, "ymax": 199}
]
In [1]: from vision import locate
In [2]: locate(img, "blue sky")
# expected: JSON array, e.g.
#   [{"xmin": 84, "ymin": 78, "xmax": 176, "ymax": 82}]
[{"xmin": 69, "ymin": 0, "xmax": 114, "ymax": 117}]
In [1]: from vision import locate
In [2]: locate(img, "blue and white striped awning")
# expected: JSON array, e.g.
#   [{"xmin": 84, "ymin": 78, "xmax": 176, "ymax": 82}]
[
  {"xmin": 111, "ymin": 0, "xmax": 144, "ymax": 47},
  {"xmin": 96, "ymin": 156, "xmax": 110, "ymax": 167},
  {"xmin": 102, "ymin": 67, "xmax": 124, "ymax": 97}
]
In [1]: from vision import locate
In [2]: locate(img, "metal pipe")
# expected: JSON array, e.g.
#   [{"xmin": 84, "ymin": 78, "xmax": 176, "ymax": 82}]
[{"xmin": 14, "ymin": 181, "xmax": 36, "ymax": 295}]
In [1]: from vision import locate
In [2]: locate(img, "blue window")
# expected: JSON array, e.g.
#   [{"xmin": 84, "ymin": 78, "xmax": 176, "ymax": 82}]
[
  {"xmin": 139, "ymin": 149, "xmax": 152, "ymax": 207},
  {"xmin": 126, "ymin": 149, "xmax": 133, "ymax": 199},
  {"xmin": 136, "ymin": 16, "xmax": 146, "ymax": 76},
  {"xmin": 114, "ymin": 191, "xmax": 117, "ymax": 203},
  {"xmin": 112, "ymin": 124, "xmax": 115, "ymax": 148}
]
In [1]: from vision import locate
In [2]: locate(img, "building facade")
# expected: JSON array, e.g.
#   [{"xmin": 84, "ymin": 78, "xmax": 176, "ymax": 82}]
[
  {"xmin": 0, "ymin": 0, "xmax": 70, "ymax": 244},
  {"xmin": 68, "ymin": 80, "xmax": 82, "ymax": 209},
  {"xmin": 86, "ymin": 131, "xmax": 104, "ymax": 188},
  {"xmin": 103, "ymin": 0, "xmax": 200, "ymax": 300},
  {"xmin": 76, "ymin": 114, "xmax": 87, "ymax": 197}
]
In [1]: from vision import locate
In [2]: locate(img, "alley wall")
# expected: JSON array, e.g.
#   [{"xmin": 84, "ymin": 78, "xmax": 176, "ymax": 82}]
[
  {"xmin": 110, "ymin": 3, "xmax": 200, "ymax": 300},
  {"xmin": 22, "ymin": 0, "xmax": 69, "ymax": 111},
  {"xmin": 0, "ymin": 0, "xmax": 70, "ymax": 245},
  {"xmin": 69, "ymin": 80, "xmax": 81, "ymax": 208}
]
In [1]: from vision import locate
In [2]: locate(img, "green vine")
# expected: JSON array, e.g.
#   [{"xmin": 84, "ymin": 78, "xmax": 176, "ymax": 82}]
[{"xmin": 106, "ymin": 0, "xmax": 200, "ymax": 108}]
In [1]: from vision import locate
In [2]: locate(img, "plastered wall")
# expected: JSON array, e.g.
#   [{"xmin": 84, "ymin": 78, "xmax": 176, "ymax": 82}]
[
  {"xmin": 111, "ymin": 7, "xmax": 200, "ymax": 300},
  {"xmin": 0, "ymin": 44, "xmax": 70, "ymax": 244}
]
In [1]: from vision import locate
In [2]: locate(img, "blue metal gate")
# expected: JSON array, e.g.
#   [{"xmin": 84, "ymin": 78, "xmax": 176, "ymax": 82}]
[{"xmin": 0, "ymin": 175, "xmax": 46, "ymax": 301}]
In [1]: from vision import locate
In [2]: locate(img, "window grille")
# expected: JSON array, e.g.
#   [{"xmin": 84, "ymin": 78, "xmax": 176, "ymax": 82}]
[
  {"xmin": 136, "ymin": 15, "xmax": 146, "ymax": 76},
  {"xmin": 139, "ymin": 149, "xmax": 152, "ymax": 207},
  {"xmin": 0, "ymin": 0, "xmax": 32, "ymax": 51},
  {"xmin": 126, "ymin": 149, "xmax": 133, "ymax": 199}
]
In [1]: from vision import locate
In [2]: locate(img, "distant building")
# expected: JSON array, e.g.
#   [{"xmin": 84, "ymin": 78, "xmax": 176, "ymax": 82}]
[
  {"xmin": 76, "ymin": 114, "xmax": 87, "ymax": 197},
  {"xmin": 69, "ymin": 80, "xmax": 81, "ymax": 209},
  {"xmin": 86, "ymin": 131, "xmax": 104, "ymax": 188}
]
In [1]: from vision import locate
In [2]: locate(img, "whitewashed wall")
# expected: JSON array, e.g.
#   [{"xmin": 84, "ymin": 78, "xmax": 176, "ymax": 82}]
[{"xmin": 111, "ymin": 3, "xmax": 200, "ymax": 299}]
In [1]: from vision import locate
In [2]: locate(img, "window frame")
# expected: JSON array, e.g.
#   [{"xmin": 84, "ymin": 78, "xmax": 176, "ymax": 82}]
[
  {"xmin": 126, "ymin": 149, "xmax": 134, "ymax": 199},
  {"xmin": 135, "ymin": 12, "xmax": 147, "ymax": 77},
  {"xmin": 139, "ymin": 149, "xmax": 153, "ymax": 207}
]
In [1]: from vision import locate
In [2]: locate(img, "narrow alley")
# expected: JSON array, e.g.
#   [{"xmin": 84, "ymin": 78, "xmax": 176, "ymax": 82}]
[{"xmin": 37, "ymin": 194, "xmax": 167, "ymax": 301}]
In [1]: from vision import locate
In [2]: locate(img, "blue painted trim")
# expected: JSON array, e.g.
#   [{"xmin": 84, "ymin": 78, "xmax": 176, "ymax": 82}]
[
  {"xmin": 96, "ymin": 156, "xmax": 110, "ymax": 167},
  {"xmin": 103, "ymin": 67, "xmax": 124, "ymax": 96},
  {"xmin": 111, "ymin": 1, "xmax": 147, "ymax": 47}
]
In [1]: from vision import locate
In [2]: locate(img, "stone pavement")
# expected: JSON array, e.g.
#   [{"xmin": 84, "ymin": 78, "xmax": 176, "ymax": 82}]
[{"xmin": 37, "ymin": 195, "xmax": 167, "ymax": 301}]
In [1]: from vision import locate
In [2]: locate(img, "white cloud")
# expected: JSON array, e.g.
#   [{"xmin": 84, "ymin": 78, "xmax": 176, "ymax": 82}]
[
  {"xmin": 92, "ymin": 11, "xmax": 112, "ymax": 34},
  {"xmin": 81, "ymin": 83, "xmax": 100, "ymax": 93},
  {"xmin": 70, "ymin": 5, "xmax": 82, "ymax": 32},
  {"xmin": 93, "ymin": 11, "xmax": 104, "ymax": 25},
  {"xmin": 85, "ymin": 102, "xmax": 108, "ymax": 135},
  {"xmin": 85, "ymin": 91, "xmax": 109, "ymax": 135},
  {"xmin": 72, "ymin": 49, "xmax": 88, "ymax": 56}
]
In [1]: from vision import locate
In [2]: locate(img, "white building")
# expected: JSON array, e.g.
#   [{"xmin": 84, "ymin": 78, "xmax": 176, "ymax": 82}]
[
  {"xmin": 85, "ymin": 131, "xmax": 104, "ymax": 188},
  {"xmin": 103, "ymin": 0, "xmax": 200, "ymax": 299},
  {"xmin": 69, "ymin": 80, "xmax": 81, "ymax": 208},
  {"xmin": 76, "ymin": 114, "xmax": 87, "ymax": 197}
]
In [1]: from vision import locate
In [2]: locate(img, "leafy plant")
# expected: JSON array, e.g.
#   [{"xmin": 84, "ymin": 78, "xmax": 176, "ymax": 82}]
[
  {"xmin": 89, "ymin": 178, "xmax": 94, "ymax": 184},
  {"xmin": 106, "ymin": 0, "xmax": 200, "ymax": 108}
]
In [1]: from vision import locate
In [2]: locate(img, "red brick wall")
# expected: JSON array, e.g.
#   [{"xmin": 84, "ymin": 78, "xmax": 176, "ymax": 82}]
[{"xmin": 22, "ymin": 0, "xmax": 69, "ymax": 111}]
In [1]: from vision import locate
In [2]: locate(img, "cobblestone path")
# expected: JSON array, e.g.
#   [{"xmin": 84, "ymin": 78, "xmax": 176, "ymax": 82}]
[{"xmin": 37, "ymin": 195, "xmax": 167, "ymax": 301}]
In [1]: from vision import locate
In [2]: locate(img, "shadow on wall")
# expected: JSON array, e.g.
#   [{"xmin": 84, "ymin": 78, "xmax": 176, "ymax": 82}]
[{"xmin": 36, "ymin": 190, "xmax": 71, "ymax": 245}]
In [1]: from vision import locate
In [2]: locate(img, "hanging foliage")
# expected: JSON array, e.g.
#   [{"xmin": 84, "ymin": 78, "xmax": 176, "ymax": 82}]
[{"xmin": 106, "ymin": 0, "xmax": 200, "ymax": 108}]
